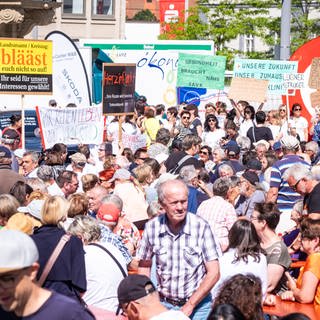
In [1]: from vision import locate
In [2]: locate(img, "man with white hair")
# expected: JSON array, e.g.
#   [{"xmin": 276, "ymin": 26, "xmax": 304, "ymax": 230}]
[
  {"xmin": 304, "ymin": 141, "xmax": 320, "ymax": 165},
  {"xmin": 0, "ymin": 230, "xmax": 94, "ymax": 319},
  {"xmin": 266, "ymin": 136, "xmax": 310, "ymax": 234},
  {"xmin": 284, "ymin": 163, "xmax": 320, "ymax": 216}
]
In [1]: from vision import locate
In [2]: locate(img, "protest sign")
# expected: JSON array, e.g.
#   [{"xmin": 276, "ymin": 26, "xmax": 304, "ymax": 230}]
[
  {"xmin": 233, "ymin": 58, "xmax": 298, "ymax": 94},
  {"xmin": 283, "ymin": 73, "xmax": 305, "ymax": 90},
  {"xmin": 177, "ymin": 53, "xmax": 226, "ymax": 89},
  {"xmin": 36, "ymin": 105, "xmax": 104, "ymax": 149},
  {"xmin": 228, "ymin": 77, "xmax": 269, "ymax": 103},
  {"xmin": 308, "ymin": 58, "xmax": 320, "ymax": 89},
  {"xmin": 0, "ymin": 38, "xmax": 52, "ymax": 94},
  {"xmin": 102, "ymin": 63, "xmax": 136, "ymax": 115},
  {"xmin": 310, "ymin": 90, "xmax": 320, "ymax": 108}
]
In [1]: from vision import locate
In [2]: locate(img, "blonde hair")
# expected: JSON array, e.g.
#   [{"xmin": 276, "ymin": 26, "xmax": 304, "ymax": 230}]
[
  {"xmin": 28, "ymin": 190, "xmax": 49, "ymax": 202},
  {"xmin": 41, "ymin": 196, "xmax": 69, "ymax": 225},
  {"xmin": 133, "ymin": 164, "xmax": 153, "ymax": 185},
  {"xmin": 268, "ymin": 110, "xmax": 281, "ymax": 125},
  {"xmin": 81, "ymin": 174, "xmax": 99, "ymax": 192}
]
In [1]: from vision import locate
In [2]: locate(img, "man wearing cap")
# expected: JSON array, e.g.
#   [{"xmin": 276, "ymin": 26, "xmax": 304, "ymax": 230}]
[
  {"xmin": 266, "ymin": 136, "xmax": 310, "ymax": 234},
  {"xmin": 68, "ymin": 152, "xmax": 87, "ymax": 192},
  {"xmin": 0, "ymin": 146, "xmax": 25, "ymax": 195},
  {"xmin": 0, "ymin": 230, "xmax": 94, "ymax": 319},
  {"xmin": 236, "ymin": 171, "xmax": 265, "ymax": 219},
  {"xmin": 1, "ymin": 128, "xmax": 21, "ymax": 172},
  {"xmin": 118, "ymin": 274, "xmax": 189, "ymax": 319},
  {"xmin": 137, "ymin": 179, "xmax": 219, "ymax": 319}
]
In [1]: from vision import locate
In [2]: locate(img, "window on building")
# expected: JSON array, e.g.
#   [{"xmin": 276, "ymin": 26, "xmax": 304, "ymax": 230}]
[
  {"xmin": 244, "ymin": 34, "xmax": 255, "ymax": 53},
  {"xmin": 92, "ymin": 0, "xmax": 114, "ymax": 17},
  {"xmin": 63, "ymin": 0, "xmax": 85, "ymax": 15}
]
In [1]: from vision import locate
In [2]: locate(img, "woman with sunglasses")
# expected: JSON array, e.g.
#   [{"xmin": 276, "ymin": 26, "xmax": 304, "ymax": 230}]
[
  {"xmin": 239, "ymin": 105, "xmax": 255, "ymax": 137},
  {"xmin": 202, "ymin": 115, "xmax": 225, "ymax": 149},
  {"xmin": 198, "ymin": 145, "xmax": 215, "ymax": 172},
  {"xmin": 289, "ymin": 103, "xmax": 308, "ymax": 142}
]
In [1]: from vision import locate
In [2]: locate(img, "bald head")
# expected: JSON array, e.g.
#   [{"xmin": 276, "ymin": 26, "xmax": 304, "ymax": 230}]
[{"xmin": 157, "ymin": 179, "xmax": 188, "ymax": 203}]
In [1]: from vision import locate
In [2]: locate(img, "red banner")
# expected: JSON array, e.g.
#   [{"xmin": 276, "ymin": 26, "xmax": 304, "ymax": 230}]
[{"xmin": 159, "ymin": 0, "xmax": 185, "ymax": 33}]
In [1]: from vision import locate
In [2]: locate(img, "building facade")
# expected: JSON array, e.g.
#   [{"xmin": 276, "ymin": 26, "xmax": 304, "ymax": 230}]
[{"xmin": 26, "ymin": 0, "xmax": 126, "ymax": 40}]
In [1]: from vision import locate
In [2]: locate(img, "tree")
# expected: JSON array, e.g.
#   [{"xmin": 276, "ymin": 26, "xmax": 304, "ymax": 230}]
[
  {"xmin": 159, "ymin": 1, "xmax": 320, "ymax": 62},
  {"xmin": 132, "ymin": 9, "xmax": 157, "ymax": 22}
]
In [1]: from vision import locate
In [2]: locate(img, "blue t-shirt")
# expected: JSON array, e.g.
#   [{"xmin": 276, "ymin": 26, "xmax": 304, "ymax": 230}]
[{"xmin": 0, "ymin": 292, "xmax": 94, "ymax": 320}]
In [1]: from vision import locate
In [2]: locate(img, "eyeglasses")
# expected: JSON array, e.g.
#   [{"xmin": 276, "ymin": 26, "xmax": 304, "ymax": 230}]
[
  {"xmin": 199, "ymin": 150, "xmax": 209, "ymax": 155},
  {"xmin": 279, "ymin": 109, "xmax": 286, "ymax": 112},
  {"xmin": 182, "ymin": 116, "xmax": 190, "ymax": 120},
  {"xmin": 291, "ymin": 178, "xmax": 302, "ymax": 191},
  {"xmin": 293, "ymin": 108, "xmax": 301, "ymax": 111}
]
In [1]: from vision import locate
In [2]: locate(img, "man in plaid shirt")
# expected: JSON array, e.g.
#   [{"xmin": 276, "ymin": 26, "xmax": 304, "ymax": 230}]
[{"xmin": 137, "ymin": 179, "xmax": 220, "ymax": 320}]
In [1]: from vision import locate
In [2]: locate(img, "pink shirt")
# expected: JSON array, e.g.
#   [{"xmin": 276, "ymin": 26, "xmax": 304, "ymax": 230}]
[{"xmin": 197, "ymin": 196, "xmax": 237, "ymax": 252}]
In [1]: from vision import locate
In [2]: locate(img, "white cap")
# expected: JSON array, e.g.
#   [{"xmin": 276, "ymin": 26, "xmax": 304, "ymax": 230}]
[
  {"xmin": 18, "ymin": 199, "xmax": 45, "ymax": 220},
  {"xmin": 280, "ymin": 135, "xmax": 300, "ymax": 150},
  {"xmin": 0, "ymin": 230, "xmax": 39, "ymax": 273}
]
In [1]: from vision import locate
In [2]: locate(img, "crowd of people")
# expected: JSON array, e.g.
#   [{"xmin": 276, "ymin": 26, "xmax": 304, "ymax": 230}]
[{"xmin": 1, "ymin": 97, "xmax": 320, "ymax": 320}]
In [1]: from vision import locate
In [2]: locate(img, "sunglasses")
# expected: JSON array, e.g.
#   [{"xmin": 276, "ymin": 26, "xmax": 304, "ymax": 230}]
[
  {"xmin": 279, "ymin": 109, "xmax": 286, "ymax": 112},
  {"xmin": 294, "ymin": 108, "xmax": 301, "ymax": 111},
  {"xmin": 199, "ymin": 150, "xmax": 209, "ymax": 155},
  {"xmin": 208, "ymin": 119, "xmax": 216, "ymax": 123},
  {"xmin": 182, "ymin": 116, "xmax": 190, "ymax": 120},
  {"xmin": 244, "ymin": 110, "xmax": 252, "ymax": 114}
]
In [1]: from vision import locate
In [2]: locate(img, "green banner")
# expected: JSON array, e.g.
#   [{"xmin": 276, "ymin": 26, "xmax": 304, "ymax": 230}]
[{"xmin": 177, "ymin": 53, "xmax": 226, "ymax": 89}]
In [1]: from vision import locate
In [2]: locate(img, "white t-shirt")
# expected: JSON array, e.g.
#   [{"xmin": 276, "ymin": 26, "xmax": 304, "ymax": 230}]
[
  {"xmin": 202, "ymin": 129, "xmax": 225, "ymax": 149},
  {"xmin": 212, "ymin": 248, "xmax": 268, "ymax": 300},
  {"xmin": 289, "ymin": 116, "xmax": 308, "ymax": 141},
  {"xmin": 83, "ymin": 242, "xmax": 128, "ymax": 312},
  {"xmin": 151, "ymin": 310, "xmax": 190, "ymax": 320}
]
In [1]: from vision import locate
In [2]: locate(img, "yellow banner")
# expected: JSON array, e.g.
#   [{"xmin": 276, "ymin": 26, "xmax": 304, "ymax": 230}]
[{"xmin": 0, "ymin": 38, "xmax": 52, "ymax": 75}]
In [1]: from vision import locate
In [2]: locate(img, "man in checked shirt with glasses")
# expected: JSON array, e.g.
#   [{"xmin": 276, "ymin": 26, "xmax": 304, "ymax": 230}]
[{"xmin": 137, "ymin": 179, "xmax": 220, "ymax": 319}]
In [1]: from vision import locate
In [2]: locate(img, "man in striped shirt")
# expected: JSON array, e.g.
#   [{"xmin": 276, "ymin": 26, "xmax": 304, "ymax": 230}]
[
  {"xmin": 266, "ymin": 136, "xmax": 309, "ymax": 234},
  {"xmin": 137, "ymin": 179, "xmax": 219, "ymax": 320}
]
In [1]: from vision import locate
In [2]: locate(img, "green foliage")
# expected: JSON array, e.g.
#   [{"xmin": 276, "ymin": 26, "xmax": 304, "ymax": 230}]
[
  {"xmin": 132, "ymin": 9, "xmax": 157, "ymax": 22},
  {"xmin": 159, "ymin": 0, "xmax": 320, "ymax": 65}
]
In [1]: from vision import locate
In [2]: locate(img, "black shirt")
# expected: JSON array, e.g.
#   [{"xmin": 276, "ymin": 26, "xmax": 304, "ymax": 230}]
[
  {"xmin": 304, "ymin": 182, "xmax": 320, "ymax": 214},
  {"xmin": 247, "ymin": 126, "xmax": 273, "ymax": 146}
]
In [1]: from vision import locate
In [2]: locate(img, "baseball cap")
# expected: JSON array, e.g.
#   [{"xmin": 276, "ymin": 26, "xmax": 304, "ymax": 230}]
[
  {"xmin": 226, "ymin": 144, "xmax": 240, "ymax": 156},
  {"xmin": 280, "ymin": 136, "xmax": 300, "ymax": 150},
  {"xmin": 0, "ymin": 230, "xmax": 39, "ymax": 273},
  {"xmin": 49, "ymin": 99, "xmax": 57, "ymax": 106},
  {"xmin": 118, "ymin": 274, "xmax": 156, "ymax": 305},
  {"xmin": 246, "ymin": 159, "xmax": 262, "ymax": 171},
  {"xmin": 109, "ymin": 168, "xmax": 131, "ymax": 182},
  {"xmin": 1, "ymin": 129, "xmax": 20, "ymax": 144},
  {"xmin": 0, "ymin": 145, "xmax": 12, "ymax": 158},
  {"xmin": 69, "ymin": 152, "xmax": 86, "ymax": 166},
  {"xmin": 242, "ymin": 171, "xmax": 259, "ymax": 186},
  {"xmin": 272, "ymin": 141, "xmax": 282, "ymax": 151},
  {"xmin": 18, "ymin": 199, "xmax": 45, "ymax": 221},
  {"xmin": 97, "ymin": 203, "xmax": 121, "ymax": 224}
]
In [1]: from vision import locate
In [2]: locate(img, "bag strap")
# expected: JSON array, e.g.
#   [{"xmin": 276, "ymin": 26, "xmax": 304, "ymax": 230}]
[
  {"xmin": 89, "ymin": 243, "xmax": 127, "ymax": 278},
  {"xmin": 169, "ymin": 154, "xmax": 192, "ymax": 174},
  {"xmin": 37, "ymin": 234, "xmax": 71, "ymax": 287}
]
